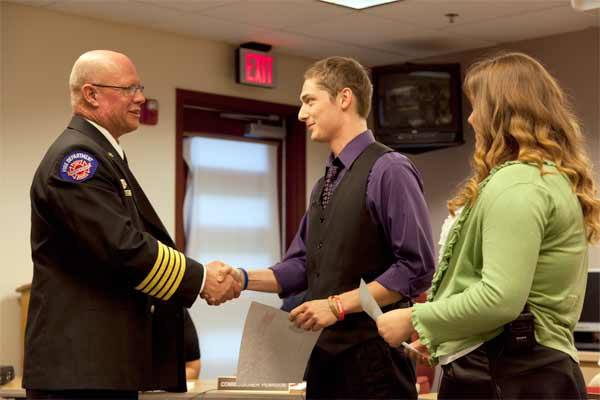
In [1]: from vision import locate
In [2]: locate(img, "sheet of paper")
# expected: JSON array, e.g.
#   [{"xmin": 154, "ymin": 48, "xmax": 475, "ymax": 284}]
[
  {"xmin": 236, "ymin": 301, "xmax": 321, "ymax": 384},
  {"xmin": 359, "ymin": 278, "xmax": 382, "ymax": 320},
  {"xmin": 359, "ymin": 279, "xmax": 423, "ymax": 356}
]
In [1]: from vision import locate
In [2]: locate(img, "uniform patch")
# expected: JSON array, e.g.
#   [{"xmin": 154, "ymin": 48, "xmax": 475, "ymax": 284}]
[{"xmin": 59, "ymin": 151, "xmax": 99, "ymax": 183}]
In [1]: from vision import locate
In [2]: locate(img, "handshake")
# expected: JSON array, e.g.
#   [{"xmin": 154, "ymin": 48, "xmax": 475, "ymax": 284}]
[{"xmin": 199, "ymin": 261, "xmax": 246, "ymax": 305}]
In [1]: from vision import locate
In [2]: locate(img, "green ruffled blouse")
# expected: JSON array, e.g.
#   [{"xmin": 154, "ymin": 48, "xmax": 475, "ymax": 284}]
[{"xmin": 412, "ymin": 161, "xmax": 588, "ymax": 364}]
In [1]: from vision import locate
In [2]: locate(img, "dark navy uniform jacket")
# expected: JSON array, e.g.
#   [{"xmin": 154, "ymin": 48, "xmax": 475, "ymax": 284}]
[{"xmin": 24, "ymin": 115, "xmax": 203, "ymax": 392}]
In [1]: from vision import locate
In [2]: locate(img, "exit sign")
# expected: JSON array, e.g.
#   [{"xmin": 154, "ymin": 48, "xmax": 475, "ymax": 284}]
[{"xmin": 236, "ymin": 47, "xmax": 276, "ymax": 88}]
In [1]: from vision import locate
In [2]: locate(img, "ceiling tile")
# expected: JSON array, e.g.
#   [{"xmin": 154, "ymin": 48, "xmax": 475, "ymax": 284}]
[
  {"xmin": 47, "ymin": 0, "xmax": 183, "ymax": 27},
  {"xmin": 147, "ymin": 12, "xmax": 270, "ymax": 45},
  {"xmin": 8, "ymin": 0, "xmax": 57, "ymax": 7},
  {"xmin": 290, "ymin": 43, "xmax": 410, "ymax": 67},
  {"xmin": 260, "ymin": 30, "xmax": 410, "ymax": 66},
  {"xmin": 136, "ymin": 0, "xmax": 239, "ymax": 13},
  {"xmin": 199, "ymin": 0, "xmax": 353, "ymax": 30},
  {"xmin": 297, "ymin": 11, "xmax": 417, "ymax": 40},
  {"xmin": 443, "ymin": 4, "xmax": 598, "ymax": 43},
  {"xmin": 285, "ymin": 12, "xmax": 433, "ymax": 50},
  {"xmin": 382, "ymin": 32, "xmax": 494, "ymax": 58},
  {"xmin": 363, "ymin": 0, "xmax": 568, "ymax": 29}
]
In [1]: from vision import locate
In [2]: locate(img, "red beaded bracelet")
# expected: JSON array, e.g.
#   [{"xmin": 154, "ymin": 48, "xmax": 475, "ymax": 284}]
[{"xmin": 333, "ymin": 296, "xmax": 345, "ymax": 321}]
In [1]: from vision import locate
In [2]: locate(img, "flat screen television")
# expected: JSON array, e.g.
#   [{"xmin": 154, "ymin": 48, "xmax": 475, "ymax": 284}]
[
  {"xmin": 574, "ymin": 268, "xmax": 600, "ymax": 351},
  {"xmin": 372, "ymin": 63, "xmax": 464, "ymax": 154}
]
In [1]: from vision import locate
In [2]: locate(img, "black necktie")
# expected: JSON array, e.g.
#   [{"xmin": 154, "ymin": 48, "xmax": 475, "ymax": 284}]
[{"xmin": 320, "ymin": 160, "xmax": 342, "ymax": 208}]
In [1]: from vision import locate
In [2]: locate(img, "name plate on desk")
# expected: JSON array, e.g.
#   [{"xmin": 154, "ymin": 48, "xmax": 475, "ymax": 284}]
[{"xmin": 217, "ymin": 376, "xmax": 305, "ymax": 393}]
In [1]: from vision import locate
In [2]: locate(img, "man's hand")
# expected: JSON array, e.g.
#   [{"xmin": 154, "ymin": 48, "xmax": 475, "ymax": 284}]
[
  {"xmin": 376, "ymin": 307, "xmax": 414, "ymax": 348},
  {"xmin": 228, "ymin": 267, "xmax": 245, "ymax": 288},
  {"xmin": 200, "ymin": 261, "xmax": 241, "ymax": 305},
  {"xmin": 289, "ymin": 299, "xmax": 337, "ymax": 331}
]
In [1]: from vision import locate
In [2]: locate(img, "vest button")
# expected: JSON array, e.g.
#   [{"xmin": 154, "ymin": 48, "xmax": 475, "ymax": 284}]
[
  {"xmin": 317, "ymin": 242, "xmax": 323, "ymax": 249},
  {"xmin": 150, "ymin": 305, "xmax": 155, "ymax": 314}
]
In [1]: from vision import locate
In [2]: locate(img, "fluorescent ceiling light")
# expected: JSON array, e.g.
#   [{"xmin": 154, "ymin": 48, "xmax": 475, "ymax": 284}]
[
  {"xmin": 319, "ymin": 0, "xmax": 400, "ymax": 10},
  {"xmin": 571, "ymin": 0, "xmax": 600, "ymax": 11}
]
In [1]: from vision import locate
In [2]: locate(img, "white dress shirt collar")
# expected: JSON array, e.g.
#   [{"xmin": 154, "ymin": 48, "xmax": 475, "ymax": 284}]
[{"xmin": 84, "ymin": 118, "xmax": 125, "ymax": 160}]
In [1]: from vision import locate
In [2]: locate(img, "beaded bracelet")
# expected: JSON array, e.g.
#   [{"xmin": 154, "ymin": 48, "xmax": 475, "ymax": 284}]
[
  {"xmin": 332, "ymin": 295, "xmax": 345, "ymax": 321},
  {"xmin": 327, "ymin": 296, "xmax": 340, "ymax": 319}
]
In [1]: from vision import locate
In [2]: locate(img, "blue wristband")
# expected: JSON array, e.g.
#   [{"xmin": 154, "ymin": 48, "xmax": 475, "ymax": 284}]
[{"xmin": 238, "ymin": 268, "xmax": 249, "ymax": 290}]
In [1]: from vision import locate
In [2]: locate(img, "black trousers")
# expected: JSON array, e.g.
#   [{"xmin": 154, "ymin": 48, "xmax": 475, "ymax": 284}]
[
  {"xmin": 438, "ymin": 336, "xmax": 587, "ymax": 399},
  {"xmin": 304, "ymin": 337, "xmax": 417, "ymax": 399},
  {"xmin": 26, "ymin": 389, "xmax": 138, "ymax": 399}
]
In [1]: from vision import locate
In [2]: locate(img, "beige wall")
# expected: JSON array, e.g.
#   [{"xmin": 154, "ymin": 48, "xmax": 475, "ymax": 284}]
[
  {"xmin": 0, "ymin": 2, "xmax": 318, "ymax": 374},
  {"xmin": 306, "ymin": 140, "xmax": 330, "ymax": 202},
  {"xmin": 407, "ymin": 27, "xmax": 600, "ymax": 263}
]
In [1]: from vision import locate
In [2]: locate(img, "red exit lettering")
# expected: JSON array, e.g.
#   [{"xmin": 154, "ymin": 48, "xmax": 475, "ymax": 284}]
[{"xmin": 244, "ymin": 53, "xmax": 273, "ymax": 86}]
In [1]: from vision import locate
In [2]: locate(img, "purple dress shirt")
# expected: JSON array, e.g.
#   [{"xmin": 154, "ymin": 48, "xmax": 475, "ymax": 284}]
[{"xmin": 271, "ymin": 130, "xmax": 435, "ymax": 299}]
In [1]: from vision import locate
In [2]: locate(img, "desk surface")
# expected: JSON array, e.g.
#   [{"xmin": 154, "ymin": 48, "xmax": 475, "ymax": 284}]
[
  {"xmin": 0, "ymin": 377, "xmax": 23, "ymax": 399},
  {"xmin": 580, "ymin": 351, "xmax": 600, "ymax": 363},
  {"xmin": 0, "ymin": 377, "xmax": 441, "ymax": 399},
  {"xmin": 0, "ymin": 378, "xmax": 305, "ymax": 400}
]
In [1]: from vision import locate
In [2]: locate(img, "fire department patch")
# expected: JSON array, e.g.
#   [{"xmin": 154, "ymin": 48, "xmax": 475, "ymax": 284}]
[{"xmin": 59, "ymin": 151, "xmax": 99, "ymax": 183}]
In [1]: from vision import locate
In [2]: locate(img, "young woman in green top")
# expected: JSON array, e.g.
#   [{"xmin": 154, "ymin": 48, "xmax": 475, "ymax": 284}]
[{"xmin": 376, "ymin": 52, "xmax": 600, "ymax": 399}]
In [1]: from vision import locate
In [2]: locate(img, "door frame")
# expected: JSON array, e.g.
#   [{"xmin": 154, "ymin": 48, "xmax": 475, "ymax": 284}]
[{"xmin": 175, "ymin": 88, "xmax": 306, "ymax": 252}]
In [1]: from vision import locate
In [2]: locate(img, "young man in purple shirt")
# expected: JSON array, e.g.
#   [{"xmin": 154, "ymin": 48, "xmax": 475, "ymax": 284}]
[{"xmin": 228, "ymin": 56, "xmax": 435, "ymax": 399}]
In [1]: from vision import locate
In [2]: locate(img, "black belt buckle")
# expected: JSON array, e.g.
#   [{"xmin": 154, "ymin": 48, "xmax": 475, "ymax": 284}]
[{"xmin": 503, "ymin": 310, "xmax": 536, "ymax": 354}]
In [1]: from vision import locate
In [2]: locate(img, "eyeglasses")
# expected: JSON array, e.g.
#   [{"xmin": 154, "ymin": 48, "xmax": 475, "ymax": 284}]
[{"xmin": 90, "ymin": 83, "xmax": 145, "ymax": 96}]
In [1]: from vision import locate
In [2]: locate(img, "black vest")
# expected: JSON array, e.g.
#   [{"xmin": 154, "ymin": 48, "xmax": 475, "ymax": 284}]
[{"xmin": 306, "ymin": 142, "xmax": 403, "ymax": 354}]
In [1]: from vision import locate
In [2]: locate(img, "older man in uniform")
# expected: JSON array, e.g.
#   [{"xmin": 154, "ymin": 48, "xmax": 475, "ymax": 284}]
[{"xmin": 24, "ymin": 50, "xmax": 238, "ymax": 399}]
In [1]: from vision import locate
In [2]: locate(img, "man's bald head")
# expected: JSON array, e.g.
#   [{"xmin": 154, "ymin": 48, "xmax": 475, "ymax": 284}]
[
  {"xmin": 69, "ymin": 50, "xmax": 134, "ymax": 109},
  {"xmin": 68, "ymin": 50, "xmax": 145, "ymax": 138}
]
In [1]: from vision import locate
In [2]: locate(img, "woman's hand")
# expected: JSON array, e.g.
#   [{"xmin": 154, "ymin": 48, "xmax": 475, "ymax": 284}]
[
  {"xmin": 404, "ymin": 338, "xmax": 431, "ymax": 364},
  {"xmin": 376, "ymin": 307, "xmax": 414, "ymax": 348}
]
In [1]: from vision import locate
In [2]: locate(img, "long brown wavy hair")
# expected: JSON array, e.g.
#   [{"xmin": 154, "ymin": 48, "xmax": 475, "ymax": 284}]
[{"xmin": 449, "ymin": 52, "xmax": 600, "ymax": 243}]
